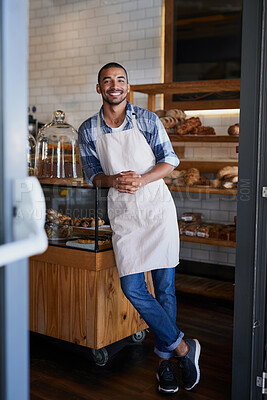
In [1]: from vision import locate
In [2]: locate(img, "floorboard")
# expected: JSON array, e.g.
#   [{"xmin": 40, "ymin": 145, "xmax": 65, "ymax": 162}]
[{"xmin": 30, "ymin": 294, "xmax": 233, "ymax": 400}]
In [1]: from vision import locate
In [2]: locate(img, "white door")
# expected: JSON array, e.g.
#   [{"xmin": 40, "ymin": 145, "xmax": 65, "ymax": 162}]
[{"xmin": 0, "ymin": 1, "xmax": 47, "ymax": 399}]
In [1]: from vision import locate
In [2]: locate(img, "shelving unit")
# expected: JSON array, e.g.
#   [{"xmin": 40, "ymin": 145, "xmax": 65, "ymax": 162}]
[
  {"xmin": 180, "ymin": 235, "xmax": 236, "ymax": 248},
  {"xmin": 169, "ymin": 135, "xmax": 239, "ymax": 143},
  {"xmin": 177, "ymin": 159, "xmax": 238, "ymax": 173},
  {"xmin": 123, "ymin": 82, "xmax": 239, "ymax": 255},
  {"xmin": 168, "ymin": 185, "xmax": 237, "ymax": 195}
]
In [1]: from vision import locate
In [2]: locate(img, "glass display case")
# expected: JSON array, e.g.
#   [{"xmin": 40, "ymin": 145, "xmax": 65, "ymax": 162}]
[
  {"xmin": 42, "ymin": 183, "xmax": 112, "ymax": 252},
  {"xmin": 27, "ymin": 133, "xmax": 36, "ymax": 176},
  {"xmin": 35, "ymin": 110, "xmax": 83, "ymax": 180}
]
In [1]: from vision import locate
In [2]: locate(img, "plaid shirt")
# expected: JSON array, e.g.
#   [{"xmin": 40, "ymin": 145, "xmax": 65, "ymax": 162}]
[{"xmin": 78, "ymin": 100, "xmax": 179, "ymax": 183}]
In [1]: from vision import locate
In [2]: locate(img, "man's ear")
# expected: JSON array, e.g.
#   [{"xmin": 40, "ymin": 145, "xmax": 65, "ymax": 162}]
[
  {"xmin": 127, "ymin": 83, "xmax": 130, "ymax": 93},
  {"xmin": 96, "ymin": 84, "xmax": 101, "ymax": 94}
]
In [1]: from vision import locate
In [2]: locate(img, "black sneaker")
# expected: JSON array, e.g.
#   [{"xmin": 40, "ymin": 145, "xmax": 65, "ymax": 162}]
[
  {"xmin": 156, "ymin": 360, "xmax": 179, "ymax": 394},
  {"xmin": 176, "ymin": 339, "xmax": 201, "ymax": 391}
]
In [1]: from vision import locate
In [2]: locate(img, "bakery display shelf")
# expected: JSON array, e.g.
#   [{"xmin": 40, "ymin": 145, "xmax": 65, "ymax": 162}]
[
  {"xmin": 169, "ymin": 135, "xmax": 239, "ymax": 143},
  {"xmin": 73, "ymin": 226, "xmax": 112, "ymax": 234},
  {"xmin": 38, "ymin": 177, "xmax": 90, "ymax": 187},
  {"xmin": 180, "ymin": 235, "xmax": 236, "ymax": 248},
  {"xmin": 178, "ymin": 159, "xmax": 238, "ymax": 173},
  {"xmin": 168, "ymin": 185, "xmax": 237, "ymax": 195}
]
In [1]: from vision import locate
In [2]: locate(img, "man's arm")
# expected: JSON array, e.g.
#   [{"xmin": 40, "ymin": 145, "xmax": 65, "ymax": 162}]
[
  {"xmin": 92, "ymin": 171, "xmax": 141, "ymax": 191},
  {"xmin": 140, "ymin": 162, "xmax": 174, "ymax": 186},
  {"xmin": 93, "ymin": 173, "xmax": 117, "ymax": 188},
  {"xmin": 93, "ymin": 163, "xmax": 174, "ymax": 194}
]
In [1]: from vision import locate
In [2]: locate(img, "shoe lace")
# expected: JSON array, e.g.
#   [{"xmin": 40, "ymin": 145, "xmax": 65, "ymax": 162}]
[{"xmin": 160, "ymin": 362, "xmax": 175, "ymax": 381}]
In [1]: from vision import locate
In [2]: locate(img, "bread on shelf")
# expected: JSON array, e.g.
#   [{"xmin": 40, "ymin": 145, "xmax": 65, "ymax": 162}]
[{"xmin": 228, "ymin": 123, "xmax": 239, "ymax": 136}]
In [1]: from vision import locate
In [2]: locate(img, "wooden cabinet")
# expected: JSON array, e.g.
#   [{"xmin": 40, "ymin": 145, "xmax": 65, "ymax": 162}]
[{"xmin": 29, "ymin": 245, "xmax": 154, "ymax": 351}]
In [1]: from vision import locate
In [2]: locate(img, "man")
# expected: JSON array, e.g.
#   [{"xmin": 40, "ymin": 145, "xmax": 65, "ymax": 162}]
[{"xmin": 78, "ymin": 62, "xmax": 201, "ymax": 394}]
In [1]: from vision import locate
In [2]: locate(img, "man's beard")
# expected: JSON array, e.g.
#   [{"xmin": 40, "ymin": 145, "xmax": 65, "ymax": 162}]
[{"xmin": 102, "ymin": 93, "xmax": 127, "ymax": 106}]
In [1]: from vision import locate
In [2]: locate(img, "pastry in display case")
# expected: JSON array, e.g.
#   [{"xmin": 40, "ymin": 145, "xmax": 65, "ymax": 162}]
[
  {"xmin": 42, "ymin": 183, "xmax": 112, "ymax": 251},
  {"xmin": 35, "ymin": 110, "xmax": 83, "ymax": 179}
]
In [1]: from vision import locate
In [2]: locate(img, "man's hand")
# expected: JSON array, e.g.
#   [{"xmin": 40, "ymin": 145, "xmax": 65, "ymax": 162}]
[{"xmin": 115, "ymin": 170, "xmax": 143, "ymax": 194}]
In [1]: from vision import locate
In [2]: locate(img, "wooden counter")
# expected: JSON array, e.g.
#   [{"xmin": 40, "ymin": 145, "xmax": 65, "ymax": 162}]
[{"xmin": 29, "ymin": 245, "xmax": 153, "ymax": 350}]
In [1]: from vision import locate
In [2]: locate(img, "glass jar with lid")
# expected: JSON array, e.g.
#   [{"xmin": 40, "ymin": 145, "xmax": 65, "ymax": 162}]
[{"xmin": 35, "ymin": 110, "xmax": 83, "ymax": 180}]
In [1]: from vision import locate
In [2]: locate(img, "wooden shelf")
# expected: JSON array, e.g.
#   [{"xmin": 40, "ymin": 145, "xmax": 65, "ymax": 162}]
[
  {"xmin": 129, "ymin": 80, "xmax": 240, "ymax": 95},
  {"xmin": 169, "ymin": 135, "xmax": 239, "ymax": 143},
  {"xmin": 180, "ymin": 235, "xmax": 236, "ymax": 248},
  {"xmin": 178, "ymin": 159, "xmax": 238, "ymax": 173},
  {"xmin": 128, "ymin": 79, "xmax": 240, "ymax": 112},
  {"xmin": 168, "ymin": 185, "xmax": 237, "ymax": 195},
  {"xmin": 38, "ymin": 178, "xmax": 91, "ymax": 187},
  {"xmin": 175, "ymin": 273, "xmax": 234, "ymax": 301}
]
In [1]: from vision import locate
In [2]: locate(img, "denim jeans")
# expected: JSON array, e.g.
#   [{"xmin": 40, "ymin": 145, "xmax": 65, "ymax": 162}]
[{"xmin": 120, "ymin": 267, "xmax": 184, "ymax": 359}]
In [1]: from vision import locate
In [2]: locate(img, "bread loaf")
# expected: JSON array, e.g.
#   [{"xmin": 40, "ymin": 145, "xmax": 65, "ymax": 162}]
[
  {"xmin": 184, "ymin": 222, "xmax": 200, "ymax": 236},
  {"xmin": 196, "ymin": 223, "xmax": 213, "ymax": 238},
  {"xmin": 166, "ymin": 109, "xmax": 186, "ymax": 120},
  {"xmin": 155, "ymin": 109, "xmax": 166, "ymax": 118},
  {"xmin": 176, "ymin": 117, "xmax": 201, "ymax": 135},
  {"xmin": 181, "ymin": 212, "xmax": 202, "ymax": 223},
  {"xmin": 228, "ymin": 123, "xmax": 239, "ymax": 136},
  {"xmin": 217, "ymin": 166, "xmax": 238, "ymax": 180},
  {"xmin": 191, "ymin": 126, "xmax": 216, "ymax": 135},
  {"xmin": 197, "ymin": 175, "xmax": 210, "ymax": 186},
  {"xmin": 183, "ymin": 168, "xmax": 200, "ymax": 186}
]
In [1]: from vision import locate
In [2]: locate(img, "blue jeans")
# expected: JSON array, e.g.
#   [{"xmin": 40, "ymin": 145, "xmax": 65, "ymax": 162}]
[{"xmin": 120, "ymin": 268, "xmax": 184, "ymax": 359}]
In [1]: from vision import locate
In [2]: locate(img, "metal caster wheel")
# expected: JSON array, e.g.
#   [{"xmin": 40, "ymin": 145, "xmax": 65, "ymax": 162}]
[
  {"xmin": 91, "ymin": 347, "xmax": 109, "ymax": 366},
  {"xmin": 131, "ymin": 330, "xmax": 146, "ymax": 343}
]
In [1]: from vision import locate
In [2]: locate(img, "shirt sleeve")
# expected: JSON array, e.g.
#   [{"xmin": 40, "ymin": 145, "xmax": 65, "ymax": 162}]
[
  {"xmin": 150, "ymin": 116, "xmax": 180, "ymax": 168},
  {"xmin": 78, "ymin": 124, "xmax": 104, "ymax": 184}
]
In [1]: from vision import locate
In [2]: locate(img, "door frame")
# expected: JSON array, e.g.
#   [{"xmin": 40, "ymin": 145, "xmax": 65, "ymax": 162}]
[
  {"xmin": 0, "ymin": 0, "xmax": 29, "ymax": 399},
  {"xmin": 232, "ymin": 0, "xmax": 267, "ymax": 398}
]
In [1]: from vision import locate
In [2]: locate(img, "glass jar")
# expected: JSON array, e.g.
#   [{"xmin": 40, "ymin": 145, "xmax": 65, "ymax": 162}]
[
  {"xmin": 45, "ymin": 208, "xmax": 72, "ymax": 240},
  {"xmin": 27, "ymin": 133, "xmax": 36, "ymax": 176},
  {"xmin": 35, "ymin": 110, "xmax": 83, "ymax": 179}
]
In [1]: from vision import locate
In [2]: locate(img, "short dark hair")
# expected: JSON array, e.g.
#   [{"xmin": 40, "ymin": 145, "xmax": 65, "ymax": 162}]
[{"xmin": 97, "ymin": 62, "xmax": 129, "ymax": 84}]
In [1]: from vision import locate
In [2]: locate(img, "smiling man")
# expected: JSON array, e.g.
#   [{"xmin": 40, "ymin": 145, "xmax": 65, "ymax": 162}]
[{"xmin": 78, "ymin": 62, "xmax": 201, "ymax": 394}]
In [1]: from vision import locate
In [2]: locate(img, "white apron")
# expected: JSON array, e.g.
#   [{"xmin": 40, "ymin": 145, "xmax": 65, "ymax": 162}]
[{"xmin": 95, "ymin": 108, "xmax": 179, "ymax": 277}]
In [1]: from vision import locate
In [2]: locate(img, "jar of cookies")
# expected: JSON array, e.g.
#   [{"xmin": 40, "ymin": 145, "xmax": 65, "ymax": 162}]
[{"xmin": 35, "ymin": 110, "xmax": 83, "ymax": 179}]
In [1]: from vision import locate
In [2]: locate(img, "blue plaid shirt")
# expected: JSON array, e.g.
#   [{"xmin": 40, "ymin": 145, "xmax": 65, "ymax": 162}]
[{"xmin": 78, "ymin": 100, "xmax": 179, "ymax": 184}]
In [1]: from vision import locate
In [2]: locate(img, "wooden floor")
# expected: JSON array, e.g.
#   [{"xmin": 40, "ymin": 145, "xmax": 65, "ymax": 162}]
[{"xmin": 30, "ymin": 294, "xmax": 234, "ymax": 400}]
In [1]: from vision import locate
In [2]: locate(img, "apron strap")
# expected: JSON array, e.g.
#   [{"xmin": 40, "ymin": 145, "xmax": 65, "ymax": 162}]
[
  {"xmin": 96, "ymin": 112, "xmax": 102, "ymax": 139},
  {"xmin": 97, "ymin": 105, "xmax": 139, "ymax": 137},
  {"xmin": 131, "ymin": 105, "xmax": 139, "ymax": 131}
]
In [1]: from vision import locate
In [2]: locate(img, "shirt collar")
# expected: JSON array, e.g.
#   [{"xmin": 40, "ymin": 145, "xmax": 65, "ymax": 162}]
[{"xmin": 98, "ymin": 100, "xmax": 133, "ymax": 133}]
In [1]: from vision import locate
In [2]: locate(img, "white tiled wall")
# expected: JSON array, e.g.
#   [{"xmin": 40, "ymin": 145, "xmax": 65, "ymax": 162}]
[
  {"xmin": 28, "ymin": 0, "xmax": 237, "ymax": 268},
  {"xmin": 28, "ymin": 0, "xmax": 163, "ymax": 129}
]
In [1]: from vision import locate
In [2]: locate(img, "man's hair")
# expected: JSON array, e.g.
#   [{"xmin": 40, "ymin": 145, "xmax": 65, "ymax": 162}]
[{"xmin": 97, "ymin": 62, "xmax": 129, "ymax": 84}]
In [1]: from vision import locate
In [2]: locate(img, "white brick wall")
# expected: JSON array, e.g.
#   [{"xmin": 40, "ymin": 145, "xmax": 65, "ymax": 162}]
[
  {"xmin": 28, "ymin": 0, "xmax": 163, "ymax": 128},
  {"xmin": 28, "ymin": 0, "xmax": 237, "ymax": 268}
]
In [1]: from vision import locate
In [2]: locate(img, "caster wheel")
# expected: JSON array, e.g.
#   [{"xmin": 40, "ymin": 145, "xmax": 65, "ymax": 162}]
[
  {"xmin": 91, "ymin": 347, "xmax": 109, "ymax": 366},
  {"xmin": 131, "ymin": 330, "xmax": 146, "ymax": 343}
]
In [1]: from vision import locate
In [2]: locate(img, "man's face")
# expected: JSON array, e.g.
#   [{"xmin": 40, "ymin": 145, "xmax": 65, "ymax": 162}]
[{"xmin": 96, "ymin": 67, "xmax": 130, "ymax": 106}]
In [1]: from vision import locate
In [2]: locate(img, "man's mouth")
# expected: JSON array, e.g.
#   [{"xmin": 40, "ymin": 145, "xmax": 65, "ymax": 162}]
[{"xmin": 108, "ymin": 90, "xmax": 123, "ymax": 97}]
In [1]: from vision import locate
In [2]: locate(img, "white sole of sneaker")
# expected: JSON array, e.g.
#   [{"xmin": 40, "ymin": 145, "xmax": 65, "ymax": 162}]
[
  {"xmin": 184, "ymin": 339, "xmax": 201, "ymax": 391},
  {"xmin": 156, "ymin": 373, "xmax": 179, "ymax": 393}
]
